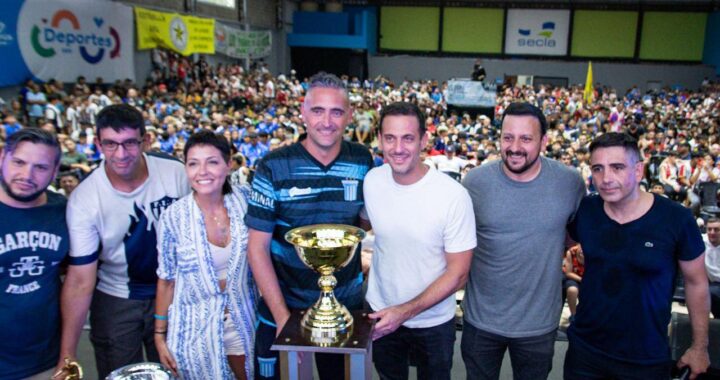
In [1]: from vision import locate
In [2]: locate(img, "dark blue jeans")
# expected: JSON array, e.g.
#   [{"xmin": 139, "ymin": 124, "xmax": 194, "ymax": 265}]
[
  {"xmin": 461, "ymin": 321, "xmax": 555, "ymax": 380},
  {"xmin": 372, "ymin": 317, "xmax": 456, "ymax": 380},
  {"xmin": 563, "ymin": 339, "xmax": 671, "ymax": 380}
]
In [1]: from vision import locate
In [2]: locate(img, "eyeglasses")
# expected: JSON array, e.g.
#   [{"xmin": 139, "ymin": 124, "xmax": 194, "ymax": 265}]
[{"xmin": 100, "ymin": 139, "xmax": 143, "ymax": 152}]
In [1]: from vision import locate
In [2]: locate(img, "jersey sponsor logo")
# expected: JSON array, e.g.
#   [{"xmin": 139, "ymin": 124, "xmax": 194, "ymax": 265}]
[
  {"xmin": 645, "ymin": 242, "xmax": 654, "ymax": 248},
  {"xmin": 6, "ymin": 281, "xmax": 41, "ymax": 294},
  {"xmin": 0, "ymin": 231, "xmax": 63, "ymax": 255},
  {"xmin": 288, "ymin": 186, "xmax": 312, "ymax": 198},
  {"xmin": 8, "ymin": 256, "xmax": 45, "ymax": 277},
  {"xmin": 251, "ymin": 190, "xmax": 274, "ymax": 208}
]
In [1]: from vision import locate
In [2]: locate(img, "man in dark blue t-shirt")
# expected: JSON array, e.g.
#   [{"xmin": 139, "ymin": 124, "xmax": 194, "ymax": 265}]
[
  {"xmin": 565, "ymin": 133, "xmax": 710, "ymax": 380},
  {"xmin": 246, "ymin": 72, "xmax": 373, "ymax": 380},
  {"xmin": 0, "ymin": 129, "xmax": 68, "ymax": 380}
]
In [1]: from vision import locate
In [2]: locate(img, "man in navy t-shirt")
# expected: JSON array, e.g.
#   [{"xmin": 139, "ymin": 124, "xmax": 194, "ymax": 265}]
[
  {"xmin": 0, "ymin": 129, "xmax": 68, "ymax": 380},
  {"xmin": 565, "ymin": 132, "xmax": 710, "ymax": 380}
]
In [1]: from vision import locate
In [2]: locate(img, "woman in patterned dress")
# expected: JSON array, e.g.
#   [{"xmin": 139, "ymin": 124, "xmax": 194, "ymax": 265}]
[{"xmin": 154, "ymin": 130, "xmax": 256, "ymax": 379}]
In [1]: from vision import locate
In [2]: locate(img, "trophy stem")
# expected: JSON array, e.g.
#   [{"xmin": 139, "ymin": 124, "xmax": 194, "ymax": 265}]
[{"xmin": 300, "ymin": 273, "xmax": 354, "ymax": 346}]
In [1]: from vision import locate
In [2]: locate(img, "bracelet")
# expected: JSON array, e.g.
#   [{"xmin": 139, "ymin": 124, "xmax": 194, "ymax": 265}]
[
  {"xmin": 153, "ymin": 314, "xmax": 168, "ymax": 320},
  {"xmin": 154, "ymin": 331, "xmax": 167, "ymax": 334}
]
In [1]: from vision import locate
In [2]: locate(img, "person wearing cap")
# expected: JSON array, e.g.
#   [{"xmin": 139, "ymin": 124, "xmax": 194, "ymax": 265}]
[
  {"xmin": 239, "ymin": 132, "xmax": 268, "ymax": 168},
  {"xmin": 362, "ymin": 101, "xmax": 476, "ymax": 379},
  {"xmin": 461, "ymin": 102, "xmax": 585, "ymax": 380},
  {"xmin": 429, "ymin": 144, "xmax": 469, "ymax": 181}
]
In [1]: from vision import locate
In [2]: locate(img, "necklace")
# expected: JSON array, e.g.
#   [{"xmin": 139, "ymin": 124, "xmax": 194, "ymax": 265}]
[
  {"xmin": 208, "ymin": 210, "xmax": 229, "ymax": 245},
  {"xmin": 196, "ymin": 194, "xmax": 230, "ymax": 245}
]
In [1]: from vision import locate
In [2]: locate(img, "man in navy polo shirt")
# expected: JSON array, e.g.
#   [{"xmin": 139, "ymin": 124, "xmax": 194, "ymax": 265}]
[{"xmin": 565, "ymin": 132, "xmax": 710, "ymax": 379}]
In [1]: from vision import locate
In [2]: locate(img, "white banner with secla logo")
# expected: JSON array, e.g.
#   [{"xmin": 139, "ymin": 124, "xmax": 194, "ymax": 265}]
[{"xmin": 504, "ymin": 9, "xmax": 570, "ymax": 56}]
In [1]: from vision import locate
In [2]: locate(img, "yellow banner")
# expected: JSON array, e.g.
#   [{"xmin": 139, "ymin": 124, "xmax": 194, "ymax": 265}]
[{"xmin": 135, "ymin": 7, "xmax": 215, "ymax": 56}]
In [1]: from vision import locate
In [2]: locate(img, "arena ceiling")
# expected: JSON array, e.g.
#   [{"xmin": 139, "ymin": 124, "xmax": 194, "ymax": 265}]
[{"xmin": 318, "ymin": 0, "xmax": 720, "ymax": 11}]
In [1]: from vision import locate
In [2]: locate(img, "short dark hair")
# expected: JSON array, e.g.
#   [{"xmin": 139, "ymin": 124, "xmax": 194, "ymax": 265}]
[
  {"xmin": 95, "ymin": 104, "xmax": 145, "ymax": 138},
  {"xmin": 707, "ymin": 217, "xmax": 720, "ymax": 225},
  {"xmin": 184, "ymin": 130, "xmax": 232, "ymax": 194},
  {"xmin": 589, "ymin": 132, "xmax": 642, "ymax": 163},
  {"xmin": 379, "ymin": 102, "xmax": 426, "ymax": 136},
  {"xmin": 501, "ymin": 102, "xmax": 548, "ymax": 135},
  {"xmin": 5, "ymin": 128, "xmax": 61, "ymax": 165}
]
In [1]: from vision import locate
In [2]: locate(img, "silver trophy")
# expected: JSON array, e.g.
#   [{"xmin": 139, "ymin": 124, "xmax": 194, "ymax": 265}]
[{"xmin": 105, "ymin": 363, "xmax": 173, "ymax": 380}]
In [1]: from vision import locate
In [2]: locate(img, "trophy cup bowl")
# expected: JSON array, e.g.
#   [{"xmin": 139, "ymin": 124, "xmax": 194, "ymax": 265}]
[{"xmin": 285, "ymin": 224, "xmax": 365, "ymax": 346}]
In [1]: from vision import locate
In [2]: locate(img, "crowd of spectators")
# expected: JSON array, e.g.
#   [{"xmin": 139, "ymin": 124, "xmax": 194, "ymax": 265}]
[{"xmin": 1, "ymin": 49, "xmax": 719, "ymax": 217}]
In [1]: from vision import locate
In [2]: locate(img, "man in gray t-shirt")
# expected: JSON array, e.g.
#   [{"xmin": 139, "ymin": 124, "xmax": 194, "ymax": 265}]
[{"xmin": 461, "ymin": 102, "xmax": 585, "ymax": 380}]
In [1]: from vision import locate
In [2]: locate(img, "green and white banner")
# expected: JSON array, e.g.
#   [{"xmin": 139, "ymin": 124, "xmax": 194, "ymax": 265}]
[{"xmin": 214, "ymin": 23, "xmax": 271, "ymax": 59}]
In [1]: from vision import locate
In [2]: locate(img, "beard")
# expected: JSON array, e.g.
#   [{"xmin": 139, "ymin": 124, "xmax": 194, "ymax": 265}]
[
  {"xmin": 502, "ymin": 150, "xmax": 540, "ymax": 174},
  {"xmin": 0, "ymin": 175, "xmax": 46, "ymax": 203}
]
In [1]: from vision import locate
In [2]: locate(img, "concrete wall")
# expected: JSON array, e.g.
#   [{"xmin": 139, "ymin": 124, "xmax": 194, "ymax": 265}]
[
  {"xmin": 369, "ymin": 55, "xmax": 717, "ymax": 93},
  {"xmin": 704, "ymin": 11, "xmax": 720, "ymax": 76},
  {"xmin": 246, "ymin": 0, "xmax": 276, "ymax": 29}
]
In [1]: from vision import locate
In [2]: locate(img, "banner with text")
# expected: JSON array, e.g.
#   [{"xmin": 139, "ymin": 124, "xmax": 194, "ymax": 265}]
[
  {"xmin": 0, "ymin": 0, "xmax": 134, "ymax": 86},
  {"xmin": 504, "ymin": 9, "xmax": 570, "ymax": 56},
  {"xmin": 215, "ymin": 23, "xmax": 271, "ymax": 59},
  {"xmin": 135, "ymin": 7, "xmax": 214, "ymax": 56},
  {"xmin": 447, "ymin": 81, "xmax": 497, "ymax": 107}
]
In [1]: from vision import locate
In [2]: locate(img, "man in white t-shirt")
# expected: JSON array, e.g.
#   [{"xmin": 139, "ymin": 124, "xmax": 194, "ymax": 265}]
[
  {"xmin": 705, "ymin": 218, "xmax": 720, "ymax": 319},
  {"xmin": 362, "ymin": 102, "xmax": 476, "ymax": 380},
  {"xmin": 57, "ymin": 104, "xmax": 190, "ymax": 378}
]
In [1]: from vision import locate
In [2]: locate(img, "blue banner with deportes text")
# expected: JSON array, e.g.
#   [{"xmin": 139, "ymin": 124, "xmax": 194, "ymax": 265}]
[{"xmin": 0, "ymin": 0, "xmax": 135, "ymax": 87}]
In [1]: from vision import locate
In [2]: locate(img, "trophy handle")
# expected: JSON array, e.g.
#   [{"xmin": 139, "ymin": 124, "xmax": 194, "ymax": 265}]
[{"xmin": 52, "ymin": 357, "xmax": 83, "ymax": 380}]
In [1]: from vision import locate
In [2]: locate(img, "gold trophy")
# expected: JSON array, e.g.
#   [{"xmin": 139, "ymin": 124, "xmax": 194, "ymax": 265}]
[{"xmin": 285, "ymin": 224, "xmax": 365, "ymax": 345}]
